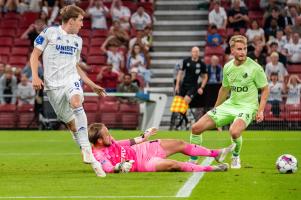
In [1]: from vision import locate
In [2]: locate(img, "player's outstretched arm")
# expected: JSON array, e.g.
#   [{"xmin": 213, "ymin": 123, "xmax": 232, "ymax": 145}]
[
  {"xmin": 214, "ymin": 86, "xmax": 230, "ymax": 107},
  {"xmin": 76, "ymin": 65, "xmax": 106, "ymax": 96},
  {"xmin": 117, "ymin": 127, "xmax": 158, "ymax": 146},
  {"xmin": 30, "ymin": 48, "xmax": 44, "ymax": 90},
  {"xmin": 256, "ymin": 85, "xmax": 270, "ymax": 122}
]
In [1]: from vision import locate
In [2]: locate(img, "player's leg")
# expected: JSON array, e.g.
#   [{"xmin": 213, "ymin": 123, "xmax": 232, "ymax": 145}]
[
  {"xmin": 159, "ymin": 139, "xmax": 235, "ymax": 163},
  {"xmin": 189, "ymin": 114, "xmax": 216, "ymax": 162},
  {"xmin": 153, "ymin": 159, "xmax": 229, "ymax": 172},
  {"xmin": 229, "ymin": 118, "xmax": 247, "ymax": 169}
]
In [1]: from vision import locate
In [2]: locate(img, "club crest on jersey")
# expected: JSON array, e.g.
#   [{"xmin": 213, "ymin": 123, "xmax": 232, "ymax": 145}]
[
  {"xmin": 187, "ymin": 63, "xmax": 190, "ymax": 67},
  {"xmin": 35, "ymin": 36, "xmax": 44, "ymax": 45},
  {"xmin": 56, "ymin": 36, "xmax": 62, "ymax": 41},
  {"xmin": 74, "ymin": 42, "xmax": 78, "ymax": 47},
  {"xmin": 243, "ymin": 73, "xmax": 248, "ymax": 78}
]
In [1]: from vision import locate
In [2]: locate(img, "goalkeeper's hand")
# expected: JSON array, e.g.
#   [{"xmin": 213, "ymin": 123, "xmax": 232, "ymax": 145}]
[
  {"xmin": 141, "ymin": 127, "xmax": 158, "ymax": 141},
  {"xmin": 114, "ymin": 160, "xmax": 135, "ymax": 173}
]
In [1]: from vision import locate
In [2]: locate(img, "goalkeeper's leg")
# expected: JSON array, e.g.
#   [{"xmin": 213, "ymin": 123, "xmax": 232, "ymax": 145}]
[
  {"xmin": 189, "ymin": 114, "xmax": 216, "ymax": 163},
  {"xmin": 153, "ymin": 159, "xmax": 228, "ymax": 172}
]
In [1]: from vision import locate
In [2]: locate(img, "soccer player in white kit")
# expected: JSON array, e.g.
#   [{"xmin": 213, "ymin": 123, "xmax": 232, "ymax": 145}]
[{"xmin": 30, "ymin": 5, "xmax": 106, "ymax": 177}]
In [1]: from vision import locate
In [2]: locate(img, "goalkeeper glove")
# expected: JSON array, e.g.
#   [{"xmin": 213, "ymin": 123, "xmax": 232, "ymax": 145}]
[{"xmin": 114, "ymin": 160, "xmax": 135, "ymax": 173}]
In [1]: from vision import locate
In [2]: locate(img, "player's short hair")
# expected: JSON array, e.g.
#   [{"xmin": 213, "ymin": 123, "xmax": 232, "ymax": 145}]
[
  {"xmin": 229, "ymin": 35, "xmax": 247, "ymax": 48},
  {"xmin": 60, "ymin": 5, "xmax": 85, "ymax": 24},
  {"xmin": 88, "ymin": 123, "xmax": 105, "ymax": 145}
]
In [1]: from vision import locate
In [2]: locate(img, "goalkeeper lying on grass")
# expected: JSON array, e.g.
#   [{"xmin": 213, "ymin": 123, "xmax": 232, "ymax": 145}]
[{"xmin": 88, "ymin": 123, "xmax": 235, "ymax": 175}]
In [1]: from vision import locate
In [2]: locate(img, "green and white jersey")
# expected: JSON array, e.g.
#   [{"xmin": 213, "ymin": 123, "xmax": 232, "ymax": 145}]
[{"xmin": 222, "ymin": 57, "xmax": 268, "ymax": 111}]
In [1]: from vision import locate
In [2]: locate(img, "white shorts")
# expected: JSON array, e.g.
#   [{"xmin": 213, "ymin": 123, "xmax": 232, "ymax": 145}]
[{"xmin": 46, "ymin": 80, "xmax": 84, "ymax": 123}]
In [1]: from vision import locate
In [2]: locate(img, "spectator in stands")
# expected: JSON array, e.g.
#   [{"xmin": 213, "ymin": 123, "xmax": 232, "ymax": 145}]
[
  {"xmin": 248, "ymin": 41, "xmax": 267, "ymax": 66},
  {"xmin": 267, "ymin": 72, "xmax": 285, "ymax": 117},
  {"xmin": 21, "ymin": 19, "xmax": 47, "ymax": 47},
  {"xmin": 0, "ymin": 68, "xmax": 17, "ymax": 105},
  {"xmin": 284, "ymin": 5, "xmax": 299, "ymax": 26},
  {"xmin": 292, "ymin": 16, "xmax": 301, "ymax": 35},
  {"xmin": 96, "ymin": 65, "xmax": 119, "ymax": 92},
  {"xmin": 283, "ymin": 32, "xmax": 301, "ymax": 64},
  {"xmin": 17, "ymin": 74, "xmax": 35, "ymax": 105},
  {"xmin": 130, "ymin": 67, "xmax": 142, "ymax": 88},
  {"xmin": 282, "ymin": 25, "xmax": 293, "ymax": 46},
  {"xmin": 0, "ymin": 63, "xmax": 5, "ymax": 78},
  {"xmin": 86, "ymin": 0, "xmax": 109, "ymax": 30},
  {"xmin": 227, "ymin": 0, "xmax": 249, "ymax": 29},
  {"xmin": 117, "ymin": 73, "xmax": 139, "ymax": 103},
  {"xmin": 265, "ymin": 52, "xmax": 288, "ymax": 82},
  {"xmin": 207, "ymin": 25, "xmax": 222, "ymax": 47},
  {"xmin": 267, "ymin": 29, "xmax": 286, "ymax": 51},
  {"xmin": 110, "ymin": 0, "xmax": 131, "ymax": 31},
  {"xmin": 22, "ymin": 61, "xmax": 43, "ymax": 80},
  {"xmin": 264, "ymin": 18, "xmax": 282, "ymax": 41},
  {"xmin": 264, "ymin": 6, "xmax": 286, "ymax": 31},
  {"xmin": 246, "ymin": 20, "xmax": 265, "ymax": 44},
  {"xmin": 130, "ymin": 6, "xmax": 152, "ymax": 31},
  {"xmin": 108, "ymin": 20, "xmax": 130, "ymax": 47},
  {"xmin": 285, "ymin": 74, "xmax": 301, "ymax": 105},
  {"xmin": 42, "ymin": 0, "xmax": 60, "ymax": 26},
  {"xmin": 224, "ymin": 28, "xmax": 240, "ymax": 61},
  {"xmin": 129, "ymin": 30, "xmax": 150, "ymax": 52},
  {"xmin": 143, "ymin": 25, "xmax": 153, "ymax": 51},
  {"xmin": 268, "ymin": 42, "xmax": 287, "ymax": 65},
  {"xmin": 127, "ymin": 44, "xmax": 151, "ymax": 88},
  {"xmin": 208, "ymin": 0, "xmax": 227, "ymax": 29},
  {"xmin": 101, "ymin": 36, "xmax": 125, "ymax": 74},
  {"xmin": 207, "ymin": 55, "xmax": 222, "ymax": 84}
]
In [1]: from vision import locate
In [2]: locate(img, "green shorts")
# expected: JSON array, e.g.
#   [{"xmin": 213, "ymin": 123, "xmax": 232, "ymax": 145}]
[{"xmin": 207, "ymin": 102, "xmax": 256, "ymax": 128}]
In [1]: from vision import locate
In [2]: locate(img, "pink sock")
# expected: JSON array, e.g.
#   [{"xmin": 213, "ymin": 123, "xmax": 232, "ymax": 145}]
[
  {"xmin": 179, "ymin": 162, "xmax": 214, "ymax": 172},
  {"xmin": 183, "ymin": 144, "xmax": 220, "ymax": 157}
]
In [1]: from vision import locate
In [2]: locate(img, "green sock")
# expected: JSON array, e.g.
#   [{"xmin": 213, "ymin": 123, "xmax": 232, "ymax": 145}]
[
  {"xmin": 189, "ymin": 134, "xmax": 202, "ymax": 160},
  {"xmin": 231, "ymin": 136, "xmax": 242, "ymax": 157}
]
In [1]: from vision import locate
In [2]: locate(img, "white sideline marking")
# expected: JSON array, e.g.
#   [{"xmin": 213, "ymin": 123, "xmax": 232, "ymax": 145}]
[
  {"xmin": 176, "ymin": 157, "xmax": 214, "ymax": 197},
  {"xmin": 0, "ymin": 196, "xmax": 174, "ymax": 199}
]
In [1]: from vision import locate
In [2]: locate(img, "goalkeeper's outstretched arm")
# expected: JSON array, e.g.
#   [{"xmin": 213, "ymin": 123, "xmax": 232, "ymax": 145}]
[{"xmin": 117, "ymin": 128, "xmax": 158, "ymax": 146}]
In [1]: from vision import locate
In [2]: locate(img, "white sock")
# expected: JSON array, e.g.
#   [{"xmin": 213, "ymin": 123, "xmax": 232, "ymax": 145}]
[
  {"xmin": 70, "ymin": 131, "xmax": 80, "ymax": 147},
  {"xmin": 73, "ymin": 107, "xmax": 90, "ymax": 149}
]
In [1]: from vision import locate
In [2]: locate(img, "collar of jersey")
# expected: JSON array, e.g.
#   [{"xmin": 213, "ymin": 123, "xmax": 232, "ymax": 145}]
[{"xmin": 59, "ymin": 26, "xmax": 68, "ymax": 35}]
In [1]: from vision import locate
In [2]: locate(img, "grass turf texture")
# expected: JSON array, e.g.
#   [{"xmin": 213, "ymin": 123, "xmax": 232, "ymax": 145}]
[{"xmin": 0, "ymin": 130, "xmax": 300, "ymax": 200}]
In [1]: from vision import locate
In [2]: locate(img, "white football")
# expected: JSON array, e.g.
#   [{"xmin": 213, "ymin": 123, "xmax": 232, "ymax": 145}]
[{"xmin": 276, "ymin": 154, "xmax": 298, "ymax": 174}]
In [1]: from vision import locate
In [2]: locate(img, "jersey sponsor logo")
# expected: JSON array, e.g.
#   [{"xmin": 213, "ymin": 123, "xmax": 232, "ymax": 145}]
[
  {"xmin": 56, "ymin": 45, "xmax": 77, "ymax": 55},
  {"xmin": 231, "ymin": 86, "xmax": 248, "ymax": 92},
  {"xmin": 120, "ymin": 146, "xmax": 126, "ymax": 161},
  {"xmin": 35, "ymin": 36, "xmax": 45, "ymax": 45}
]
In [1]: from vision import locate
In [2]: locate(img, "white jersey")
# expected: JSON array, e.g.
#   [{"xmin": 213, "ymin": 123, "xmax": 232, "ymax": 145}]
[
  {"xmin": 286, "ymin": 83, "xmax": 301, "ymax": 105},
  {"xmin": 130, "ymin": 12, "xmax": 151, "ymax": 30},
  {"xmin": 34, "ymin": 26, "xmax": 82, "ymax": 90},
  {"xmin": 268, "ymin": 81, "xmax": 283, "ymax": 101}
]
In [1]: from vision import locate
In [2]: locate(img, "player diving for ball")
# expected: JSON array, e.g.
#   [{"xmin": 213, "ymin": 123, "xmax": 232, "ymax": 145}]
[
  {"xmin": 30, "ymin": 5, "xmax": 106, "ymax": 176},
  {"xmin": 88, "ymin": 123, "xmax": 235, "ymax": 173},
  {"xmin": 189, "ymin": 35, "xmax": 270, "ymax": 168}
]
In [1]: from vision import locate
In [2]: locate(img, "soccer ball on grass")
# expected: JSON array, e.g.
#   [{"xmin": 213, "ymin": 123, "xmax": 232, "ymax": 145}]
[{"xmin": 276, "ymin": 154, "xmax": 298, "ymax": 174}]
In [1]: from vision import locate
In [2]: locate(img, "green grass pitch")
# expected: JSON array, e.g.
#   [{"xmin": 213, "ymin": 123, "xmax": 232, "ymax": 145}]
[{"xmin": 0, "ymin": 130, "xmax": 300, "ymax": 200}]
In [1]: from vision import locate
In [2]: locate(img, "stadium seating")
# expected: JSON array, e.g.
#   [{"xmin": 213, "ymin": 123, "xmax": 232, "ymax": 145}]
[
  {"xmin": 17, "ymin": 104, "xmax": 37, "ymax": 128},
  {"xmin": 99, "ymin": 99, "xmax": 120, "ymax": 128},
  {"xmin": 264, "ymin": 103, "xmax": 285, "ymax": 121},
  {"xmin": 119, "ymin": 102, "xmax": 140, "ymax": 129},
  {"xmin": 284, "ymin": 104, "xmax": 301, "ymax": 121},
  {"xmin": 0, "ymin": 104, "xmax": 17, "ymax": 128}
]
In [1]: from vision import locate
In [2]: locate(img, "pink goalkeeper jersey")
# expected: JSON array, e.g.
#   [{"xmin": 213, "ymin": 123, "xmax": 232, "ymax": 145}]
[{"xmin": 92, "ymin": 139, "xmax": 137, "ymax": 173}]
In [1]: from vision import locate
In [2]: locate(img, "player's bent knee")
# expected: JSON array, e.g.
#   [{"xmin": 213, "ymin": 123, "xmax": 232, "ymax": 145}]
[
  {"xmin": 229, "ymin": 128, "xmax": 241, "ymax": 139},
  {"xmin": 167, "ymin": 162, "xmax": 181, "ymax": 172},
  {"xmin": 67, "ymin": 122, "xmax": 77, "ymax": 133},
  {"xmin": 191, "ymin": 123, "xmax": 203, "ymax": 134}
]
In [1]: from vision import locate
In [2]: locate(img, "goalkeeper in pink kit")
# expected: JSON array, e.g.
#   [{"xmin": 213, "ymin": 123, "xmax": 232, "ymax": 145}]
[{"xmin": 88, "ymin": 123, "xmax": 235, "ymax": 173}]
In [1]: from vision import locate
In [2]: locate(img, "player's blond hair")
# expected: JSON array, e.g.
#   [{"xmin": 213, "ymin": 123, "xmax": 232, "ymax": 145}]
[
  {"xmin": 229, "ymin": 35, "xmax": 247, "ymax": 48},
  {"xmin": 60, "ymin": 5, "xmax": 85, "ymax": 23}
]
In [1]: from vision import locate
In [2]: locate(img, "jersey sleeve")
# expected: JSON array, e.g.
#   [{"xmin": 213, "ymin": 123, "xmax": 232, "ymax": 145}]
[
  {"xmin": 222, "ymin": 66, "xmax": 229, "ymax": 87},
  {"xmin": 180, "ymin": 59, "xmax": 186, "ymax": 71},
  {"xmin": 34, "ymin": 28, "xmax": 50, "ymax": 51},
  {"xmin": 254, "ymin": 67, "xmax": 268, "ymax": 89},
  {"xmin": 200, "ymin": 61, "xmax": 208, "ymax": 74},
  {"xmin": 76, "ymin": 37, "xmax": 83, "ymax": 63}
]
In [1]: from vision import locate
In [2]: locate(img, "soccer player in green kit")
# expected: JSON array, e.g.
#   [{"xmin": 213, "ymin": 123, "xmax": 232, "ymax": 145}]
[{"xmin": 189, "ymin": 35, "xmax": 270, "ymax": 168}]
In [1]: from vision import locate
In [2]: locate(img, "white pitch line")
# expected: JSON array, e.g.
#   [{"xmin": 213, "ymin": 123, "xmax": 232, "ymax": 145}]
[
  {"xmin": 0, "ymin": 196, "xmax": 174, "ymax": 199},
  {"xmin": 176, "ymin": 157, "xmax": 214, "ymax": 198}
]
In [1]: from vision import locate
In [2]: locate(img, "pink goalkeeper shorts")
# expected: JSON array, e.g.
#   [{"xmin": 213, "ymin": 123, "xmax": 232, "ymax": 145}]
[{"xmin": 132, "ymin": 139, "xmax": 167, "ymax": 172}]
